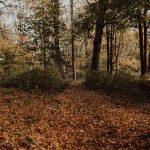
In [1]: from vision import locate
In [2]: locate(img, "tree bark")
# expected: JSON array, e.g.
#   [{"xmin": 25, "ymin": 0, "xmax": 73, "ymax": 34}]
[
  {"xmin": 110, "ymin": 24, "xmax": 114, "ymax": 74},
  {"xmin": 138, "ymin": 5, "xmax": 148, "ymax": 76},
  {"xmin": 143, "ymin": 20, "xmax": 148, "ymax": 73},
  {"xmin": 52, "ymin": 0, "xmax": 62, "ymax": 74},
  {"xmin": 106, "ymin": 25, "xmax": 110, "ymax": 72},
  {"xmin": 138, "ymin": 22, "xmax": 145, "ymax": 76},
  {"xmin": 91, "ymin": 19, "xmax": 104, "ymax": 71},
  {"xmin": 41, "ymin": 0, "xmax": 47, "ymax": 70},
  {"xmin": 148, "ymin": 53, "xmax": 150, "ymax": 73},
  {"xmin": 70, "ymin": 0, "xmax": 76, "ymax": 80}
]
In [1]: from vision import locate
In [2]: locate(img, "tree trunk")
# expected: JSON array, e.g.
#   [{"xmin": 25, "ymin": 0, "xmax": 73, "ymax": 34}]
[
  {"xmin": 138, "ymin": 22, "xmax": 145, "ymax": 76},
  {"xmin": 41, "ymin": 0, "xmax": 47, "ymax": 70},
  {"xmin": 138, "ymin": 6, "xmax": 148, "ymax": 76},
  {"xmin": 143, "ymin": 20, "xmax": 148, "ymax": 74},
  {"xmin": 106, "ymin": 25, "xmax": 110, "ymax": 72},
  {"xmin": 70, "ymin": 0, "xmax": 76, "ymax": 80},
  {"xmin": 52, "ymin": 0, "xmax": 62, "ymax": 74},
  {"xmin": 110, "ymin": 24, "xmax": 114, "ymax": 74},
  {"xmin": 91, "ymin": 19, "xmax": 104, "ymax": 71},
  {"xmin": 148, "ymin": 53, "xmax": 150, "ymax": 73}
]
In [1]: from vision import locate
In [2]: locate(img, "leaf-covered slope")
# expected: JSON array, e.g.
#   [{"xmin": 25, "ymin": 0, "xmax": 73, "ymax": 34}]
[{"xmin": 0, "ymin": 83, "xmax": 149, "ymax": 149}]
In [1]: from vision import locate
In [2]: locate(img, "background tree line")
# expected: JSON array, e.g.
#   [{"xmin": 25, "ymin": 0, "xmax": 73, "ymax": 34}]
[{"xmin": 0, "ymin": 0, "xmax": 150, "ymax": 87}]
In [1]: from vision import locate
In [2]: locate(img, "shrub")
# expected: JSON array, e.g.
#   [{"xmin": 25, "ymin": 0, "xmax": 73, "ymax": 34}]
[
  {"xmin": 135, "ymin": 79, "xmax": 150, "ymax": 91},
  {"xmin": 113, "ymin": 71, "xmax": 135, "ymax": 91},
  {"xmin": 0, "ymin": 68, "xmax": 68, "ymax": 90},
  {"xmin": 85, "ymin": 70, "xmax": 136, "ymax": 91},
  {"xmin": 85, "ymin": 70, "xmax": 113, "ymax": 90}
]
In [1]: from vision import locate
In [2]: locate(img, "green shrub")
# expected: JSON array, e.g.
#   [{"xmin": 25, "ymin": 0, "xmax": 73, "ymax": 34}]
[
  {"xmin": 113, "ymin": 71, "xmax": 135, "ymax": 91},
  {"xmin": 135, "ymin": 79, "xmax": 150, "ymax": 91},
  {"xmin": 85, "ymin": 70, "xmax": 113, "ymax": 90},
  {"xmin": 85, "ymin": 70, "xmax": 136, "ymax": 91},
  {"xmin": 0, "ymin": 68, "xmax": 68, "ymax": 90}
]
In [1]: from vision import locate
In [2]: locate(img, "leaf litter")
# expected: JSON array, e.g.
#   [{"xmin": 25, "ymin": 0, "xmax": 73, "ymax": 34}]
[{"xmin": 0, "ymin": 83, "xmax": 149, "ymax": 149}]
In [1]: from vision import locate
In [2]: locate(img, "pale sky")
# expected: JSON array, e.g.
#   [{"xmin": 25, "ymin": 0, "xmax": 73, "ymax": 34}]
[{"xmin": 0, "ymin": 0, "xmax": 84, "ymax": 26}]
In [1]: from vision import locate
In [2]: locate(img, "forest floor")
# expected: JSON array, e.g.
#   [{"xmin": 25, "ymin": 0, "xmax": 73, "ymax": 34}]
[{"xmin": 0, "ymin": 82, "xmax": 150, "ymax": 150}]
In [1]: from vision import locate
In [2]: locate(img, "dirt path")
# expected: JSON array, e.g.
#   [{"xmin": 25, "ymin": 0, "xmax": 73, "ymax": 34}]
[{"xmin": 0, "ymin": 83, "xmax": 150, "ymax": 149}]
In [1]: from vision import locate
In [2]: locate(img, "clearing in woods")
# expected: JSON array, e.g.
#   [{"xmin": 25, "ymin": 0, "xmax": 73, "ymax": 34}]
[{"xmin": 0, "ymin": 82, "xmax": 150, "ymax": 149}]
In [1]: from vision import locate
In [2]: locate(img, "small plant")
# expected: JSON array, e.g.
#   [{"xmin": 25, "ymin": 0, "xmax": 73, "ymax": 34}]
[
  {"xmin": 2, "ymin": 98, "xmax": 13, "ymax": 105},
  {"xmin": 24, "ymin": 112, "xmax": 40, "ymax": 124},
  {"xmin": 0, "ymin": 142, "xmax": 14, "ymax": 150},
  {"xmin": 19, "ymin": 136, "xmax": 34, "ymax": 149}
]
